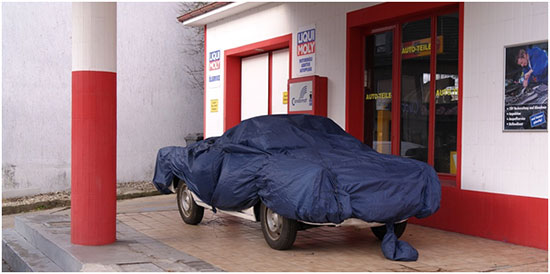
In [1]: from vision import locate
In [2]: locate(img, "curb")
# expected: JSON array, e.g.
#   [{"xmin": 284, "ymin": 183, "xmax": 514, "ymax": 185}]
[{"xmin": 2, "ymin": 191, "xmax": 161, "ymax": 216}]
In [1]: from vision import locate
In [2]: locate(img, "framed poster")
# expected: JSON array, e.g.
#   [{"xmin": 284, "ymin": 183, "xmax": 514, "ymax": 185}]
[{"xmin": 504, "ymin": 41, "xmax": 548, "ymax": 131}]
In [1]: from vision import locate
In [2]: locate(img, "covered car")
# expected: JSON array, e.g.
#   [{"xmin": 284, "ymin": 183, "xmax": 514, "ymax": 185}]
[{"xmin": 152, "ymin": 114, "xmax": 441, "ymax": 261}]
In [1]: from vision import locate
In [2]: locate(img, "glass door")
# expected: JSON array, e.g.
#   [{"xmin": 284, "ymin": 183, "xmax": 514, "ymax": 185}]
[
  {"xmin": 364, "ymin": 30, "xmax": 394, "ymax": 154},
  {"xmin": 400, "ymin": 18, "xmax": 432, "ymax": 163},
  {"xmin": 357, "ymin": 6, "xmax": 460, "ymax": 185}
]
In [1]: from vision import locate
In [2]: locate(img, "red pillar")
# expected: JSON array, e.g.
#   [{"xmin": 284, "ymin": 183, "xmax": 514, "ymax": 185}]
[{"xmin": 71, "ymin": 2, "xmax": 117, "ymax": 245}]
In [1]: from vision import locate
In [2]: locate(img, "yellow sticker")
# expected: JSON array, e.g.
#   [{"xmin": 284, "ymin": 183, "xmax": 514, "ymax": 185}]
[
  {"xmin": 450, "ymin": 151, "xmax": 457, "ymax": 175},
  {"xmin": 210, "ymin": 99, "xmax": 218, "ymax": 113},
  {"xmin": 283, "ymin": 91, "xmax": 288, "ymax": 105}
]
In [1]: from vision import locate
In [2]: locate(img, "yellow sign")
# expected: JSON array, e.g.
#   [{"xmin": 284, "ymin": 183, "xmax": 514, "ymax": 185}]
[
  {"xmin": 283, "ymin": 91, "xmax": 288, "ymax": 104},
  {"xmin": 450, "ymin": 151, "xmax": 457, "ymax": 175},
  {"xmin": 210, "ymin": 99, "xmax": 218, "ymax": 113},
  {"xmin": 402, "ymin": 35, "xmax": 443, "ymax": 59},
  {"xmin": 436, "ymin": 88, "xmax": 458, "ymax": 97},
  {"xmin": 365, "ymin": 92, "xmax": 391, "ymax": 100}
]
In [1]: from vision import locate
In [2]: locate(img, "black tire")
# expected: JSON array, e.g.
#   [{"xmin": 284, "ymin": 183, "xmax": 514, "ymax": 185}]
[
  {"xmin": 371, "ymin": 221, "xmax": 407, "ymax": 241},
  {"xmin": 260, "ymin": 203, "xmax": 298, "ymax": 250},
  {"xmin": 176, "ymin": 179, "xmax": 204, "ymax": 225}
]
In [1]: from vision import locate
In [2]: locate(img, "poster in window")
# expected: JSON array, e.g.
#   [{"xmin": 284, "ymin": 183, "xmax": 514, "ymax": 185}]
[{"xmin": 504, "ymin": 41, "xmax": 548, "ymax": 131}]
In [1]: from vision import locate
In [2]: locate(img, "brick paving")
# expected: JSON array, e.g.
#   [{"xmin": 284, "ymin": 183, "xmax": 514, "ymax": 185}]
[{"xmin": 118, "ymin": 195, "xmax": 548, "ymax": 272}]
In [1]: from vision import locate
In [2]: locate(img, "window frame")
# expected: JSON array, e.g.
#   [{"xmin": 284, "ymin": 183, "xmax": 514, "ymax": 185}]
[{"xmin": 346, "ymin": 3, "xmax": 463, "ymax": 186}]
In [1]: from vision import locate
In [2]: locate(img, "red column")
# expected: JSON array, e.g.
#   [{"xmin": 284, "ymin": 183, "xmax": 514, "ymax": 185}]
[{"xmin": 71, "ymin": 2, "xmax": 117, "ymax": 245}]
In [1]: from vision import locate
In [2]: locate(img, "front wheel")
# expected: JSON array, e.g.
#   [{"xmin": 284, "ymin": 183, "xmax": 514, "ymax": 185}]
[
  {"xmin": 371, "ymin": 221, "xmax": 407, "ymax": 241},
  {"xmin": 176, "ymin": 179, "xmax": 204, "ymax": 225},
  {"xmin": 260, "ymin": 203, "xmax": 298, "ymax": 250}
]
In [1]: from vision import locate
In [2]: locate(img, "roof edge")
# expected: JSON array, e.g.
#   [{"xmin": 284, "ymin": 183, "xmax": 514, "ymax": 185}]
[{"xmin": 177, "ymin": 2, "xmax": 232, "ymax": 23}]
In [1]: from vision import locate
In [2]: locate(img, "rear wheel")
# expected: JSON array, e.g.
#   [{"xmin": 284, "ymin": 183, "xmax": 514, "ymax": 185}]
[
  {"xmin": 371, "ymin": 221, "xmax": 407, "ymax": 241},
  {"xmin": 260, "ymin": 203, "xmax": 298, "ymax": 250},
  {"xmin": 176, "ymin": 180, "xmax": 204, "ymax": 225}
]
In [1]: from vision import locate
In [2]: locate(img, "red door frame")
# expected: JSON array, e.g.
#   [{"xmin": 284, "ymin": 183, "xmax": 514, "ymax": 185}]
[
  {"xmin": 223, "ymin": 34, "xmax": 293, "ymax": 131},
  {"xmin": 346, "ymin": 2, "xmax": 547, "ymax": 250},
  {"xmin": 347, "ymin": 2, "xmax": 460, "ymax": 182}
]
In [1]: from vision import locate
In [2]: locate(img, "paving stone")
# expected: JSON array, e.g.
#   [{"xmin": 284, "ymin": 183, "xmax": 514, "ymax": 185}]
[{"xmin": 118, "ymin": 195, "xmax": 548, "ymax": 272}]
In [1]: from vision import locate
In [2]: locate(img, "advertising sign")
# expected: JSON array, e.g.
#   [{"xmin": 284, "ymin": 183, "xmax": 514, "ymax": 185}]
[
  {"xmin": 296, "ymin": 26, "xmax": 316, "ymax": 76},
  {"xmin": 504, "ymin": 41, "xmax": 548, "ymax": 131},
  {"xmin": 289, "ymin": 80, "xmax": 313, "ymax": 112},
  {"xmin": 402, "ymin": 36, "xmax": 443, "ymax": 59},
  {"xmin": 208, "ymin": 50, "xmax": 221, "ymax": 88},
  {"xmin": 210, "ymin": 99, "xmax": 218, "ymax": 113},
  {"xmin": 209, "ymin": 50, "xmax": 220, "ymax": 71}
]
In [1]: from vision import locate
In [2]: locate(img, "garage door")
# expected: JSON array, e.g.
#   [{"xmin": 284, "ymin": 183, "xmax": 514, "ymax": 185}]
[{"xmin": 240, "ymin": 48, "xmax": 289, "ymax": 121}]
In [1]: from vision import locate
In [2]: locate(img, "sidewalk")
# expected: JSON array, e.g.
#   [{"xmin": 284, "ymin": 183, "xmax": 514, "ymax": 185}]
[{"xmin": 3, "ymin": 194, "xmax": 548, "ymax": 272}]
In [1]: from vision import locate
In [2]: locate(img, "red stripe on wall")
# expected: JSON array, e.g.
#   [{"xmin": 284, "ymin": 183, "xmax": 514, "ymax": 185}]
[
  {"xmin": 71, "ymin": 70, "xmax": 117, "ymax": 245},
  {"xmin": 410, "ymin": 186, "xmax": 548, "ymax": 250}
]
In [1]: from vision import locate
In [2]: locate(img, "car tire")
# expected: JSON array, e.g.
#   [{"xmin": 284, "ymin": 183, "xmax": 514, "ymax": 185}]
[
  {"xmin": 260, "ymin": 203, "xmax": 298, "ymax": 250},
  {"xmin": 371, "ymin": 221, "xmax": 407, "ymax": 241},
  {"xmin": 176, "ymin": 179, "xmax": 204, "ymax": 225}
]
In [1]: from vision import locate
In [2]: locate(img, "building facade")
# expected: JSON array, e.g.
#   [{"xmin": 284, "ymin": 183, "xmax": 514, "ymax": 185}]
[{"xmin": 181, "ymin": 2, "xmax": 548, "ymax": 249}]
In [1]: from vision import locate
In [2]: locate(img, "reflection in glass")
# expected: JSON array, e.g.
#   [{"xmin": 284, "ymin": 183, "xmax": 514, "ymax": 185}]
[
  {"xmin": 434, "ymin": 13, "xmax": 459, "ymax": 174},
  {"xmin": 364, "ymin": 31, "xmax": 393, "ymax": 154},
  {"xmin": 400, "ymin": 18, "xmax": 431, "ymax": 162}
]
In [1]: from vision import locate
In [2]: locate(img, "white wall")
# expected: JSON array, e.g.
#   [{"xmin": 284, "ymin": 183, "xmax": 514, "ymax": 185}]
[
  {"xmin": 2, "ymin": 3, "xmax": 203, "ymax": 197},
  {"xmin": 117, "ymin": 3, "xmax": 203, "ymax": 183},
  {"xmin": 2, "ymin": 3, "xmax": 72, "ymax": 197},
  {"xmin": 462, "ymin": 2, "xmax": 548, "ymax": 198},
  {"xmin": 204, "ymin": 2, "xmax": 375, "ymax": 137}
]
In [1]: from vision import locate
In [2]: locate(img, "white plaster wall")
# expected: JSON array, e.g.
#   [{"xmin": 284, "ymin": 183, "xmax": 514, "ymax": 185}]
[
  {"xmin": 204, "ymin": 2, "xmax": 376, "ymax": 137},
  {"xmin": 2, "ymin": 3, "xmax": 203, "ymax": 197},
  {"xmin": 117, "ymin": 2, "xmax": 203, "ymax": 183},
  {"xmin": 2, "ymin": 3, "xmax": 72, "ymax": 197},
  {"xmin": 462, "ymin": 2, "xmax": 548, "ymax": 198}
]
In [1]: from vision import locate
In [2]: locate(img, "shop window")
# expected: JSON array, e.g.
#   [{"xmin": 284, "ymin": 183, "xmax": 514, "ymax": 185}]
[
  {"xmin": 400, "ymin": 18, "xmax": 432, "ymax": 162},
  {"xmin": 364, "ymin": 31, "xmax": 393, "ymax": 154},
  {"xmin": 434, "ymin": 13, "xmax": 459, "ymax": 174},
  {"xmin": 361, "ymin": 9, "xmax": 459, "ymax": 183}
]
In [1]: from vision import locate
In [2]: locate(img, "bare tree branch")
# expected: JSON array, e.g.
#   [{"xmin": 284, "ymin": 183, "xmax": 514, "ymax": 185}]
[{"xmin": 178, "ymin": 2, "xmax": 209, "ymax": 94}]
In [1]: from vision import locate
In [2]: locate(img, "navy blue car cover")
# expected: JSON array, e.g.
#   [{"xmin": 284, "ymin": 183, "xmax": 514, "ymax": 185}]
[{"xmin": 153, "ymin": 114, "xmax": 441, "ymax": 261}]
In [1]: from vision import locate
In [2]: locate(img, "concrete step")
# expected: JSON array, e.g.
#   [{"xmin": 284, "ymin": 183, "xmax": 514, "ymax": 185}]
[
  {"xmin": 13, "ymin": 215, "xmax": 82, "ymax": 271},
  {"xmin": 8, "ymin": 214, "xmax": 222, "ymax": 272},
  {"xmin": 2, "ymin": 229, "xmax": 63, "ymax": 272}
]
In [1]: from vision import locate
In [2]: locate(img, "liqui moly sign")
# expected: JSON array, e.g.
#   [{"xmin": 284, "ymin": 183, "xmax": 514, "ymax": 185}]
[
  {"xmin": 209, "ymin": 50, "xmax": 220, "ymax": 71},
  {"xmin": 295, "ymin": 26, "xmax": 316, "ymax": 76},
  {"xmin": 297, "ymin": 29, "xmax": 315, "ymax": 56}
]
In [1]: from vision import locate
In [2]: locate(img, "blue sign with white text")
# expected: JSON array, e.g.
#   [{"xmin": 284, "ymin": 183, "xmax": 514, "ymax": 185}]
[{"xmin": 530, "ymin": 112, "xmax": 546, "ymax": 127}]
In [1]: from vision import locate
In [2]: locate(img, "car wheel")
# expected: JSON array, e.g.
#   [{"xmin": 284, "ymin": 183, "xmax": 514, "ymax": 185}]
[
  {"xmin": 176, "ymin": 179, "xmax": 204, "ymax": 225},
  {"xmin": 260, "ymin": 203, "xmax": 298, "ymax": 250},
  {"xmin": 371, "ymin": 221, "xmax": 407, "ymax": 241}
]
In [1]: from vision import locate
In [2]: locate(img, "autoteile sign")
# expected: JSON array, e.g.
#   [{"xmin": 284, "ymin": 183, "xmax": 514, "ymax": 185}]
[
  {"xmin": 208, "ymin": 50, "xmax": 221, "ymax": 88},
  {"xmin": 402, "ymin": 36, "xmax": 443, "ymax": 59},
  {"xmin": 289, "ymin": 80, "xmax": 313, "ymax": 112},
  {"xmin": 296, "ymin": 26, "xmax": 316, "ymax": 76}
]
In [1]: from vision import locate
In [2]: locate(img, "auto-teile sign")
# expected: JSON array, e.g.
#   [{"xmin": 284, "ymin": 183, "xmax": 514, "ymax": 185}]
[
  {"xmin": 401, "ymin": 36, "xmax": 443, "ymax": 59},
  {"xmin": 296, "ymin": 25, "xmax": 316, "ymax": 76}
]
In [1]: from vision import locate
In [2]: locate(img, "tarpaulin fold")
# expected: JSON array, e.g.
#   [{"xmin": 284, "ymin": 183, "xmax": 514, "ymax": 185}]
[{"xmin": 153, "ymin": 114, "xmax": 441, "ymax": 261}]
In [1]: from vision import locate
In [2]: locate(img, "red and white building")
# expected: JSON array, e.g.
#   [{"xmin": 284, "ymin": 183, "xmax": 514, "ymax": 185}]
[{"xmin": 179, "ymin": 2, "xmax": 548, "ymax": 250}]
